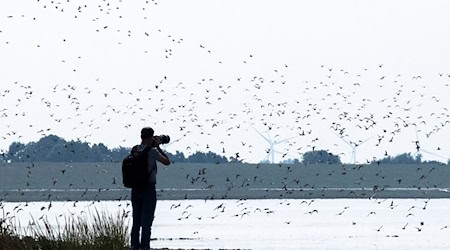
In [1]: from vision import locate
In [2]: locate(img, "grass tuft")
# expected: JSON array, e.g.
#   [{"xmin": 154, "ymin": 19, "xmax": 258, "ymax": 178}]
[{"xmin": 1, "ymin": 206, "xmax": 130, "ymax": 250}]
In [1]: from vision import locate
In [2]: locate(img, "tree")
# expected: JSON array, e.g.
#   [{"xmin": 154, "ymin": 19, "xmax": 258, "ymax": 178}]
[
  {"xmin": 166, "ymin": 151, "xmax": 187, "ymax": 163},
  {"xmin": 3, "ymin": 135, "xmax": 127, "ymax": 162},
  {"xmin": 3, "ymin": 135, "xmax": 230, "ymax": 163},
  {"xmin": 376, "ymin": 153, "xmax": 421, "ymax": 164},
  {"xmin": 301, "ymin": 150, "xmax": 341, "ymax": 164},
  {"xmin": 375, "ymin": 153, "xmax": 448, "ymax": 165},
  {"xmin": 186, "ymin": 151, "xmax": 228, "ymax": 164},
  {"xmin": 6, "ymin": 142, "xmax": 26, "ymax": 161}
]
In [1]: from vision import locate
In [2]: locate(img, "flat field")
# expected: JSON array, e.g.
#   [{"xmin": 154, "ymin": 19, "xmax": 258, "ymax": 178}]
[{"xmin": 1, "ymin": 162, "xmax": 449, "ymax": 201}]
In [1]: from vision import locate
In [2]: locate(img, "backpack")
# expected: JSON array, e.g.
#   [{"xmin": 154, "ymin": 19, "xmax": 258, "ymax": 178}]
[{"xmin": 122, "ymin": 145, "xmax": 151, "ymax": 189}]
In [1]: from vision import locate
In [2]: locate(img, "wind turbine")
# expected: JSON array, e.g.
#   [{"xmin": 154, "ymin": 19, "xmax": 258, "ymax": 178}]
[
  {"xmin": 413, "ymin": 126, "xmax": 448, "ymax": 162},
  {"xmin": 252, "ymin": 126, "xmax": 299, "ymax": 164},
  {"xmin": 334, "ymin": 133, "xmax": 374, "ymax": 164}
]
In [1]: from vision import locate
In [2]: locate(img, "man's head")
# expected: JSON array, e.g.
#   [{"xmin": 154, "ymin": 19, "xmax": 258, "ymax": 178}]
[{"xmin": 141, "ymin": 127, "xmax": 154, "ymax": 140}]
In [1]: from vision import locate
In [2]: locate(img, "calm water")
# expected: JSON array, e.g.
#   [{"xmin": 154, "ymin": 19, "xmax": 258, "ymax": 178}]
[{"xmin": 2, "ymin": 198, "xmax": 450, "ymax": 250}]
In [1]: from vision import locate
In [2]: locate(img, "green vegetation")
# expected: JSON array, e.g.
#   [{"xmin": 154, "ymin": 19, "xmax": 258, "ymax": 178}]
[
  {"xmin": 1, "ymin": 134, "xmax": 229, "ymax": 164},
  {"xmin": 300, "ymin": 150, "xmax": 341, "ymax": 164},
  {"xmin": 1, "ymin": 134, "xmax": 448, "ymax": 165},
  {"xmin": 0, "ymin": 208, "xmax": 129, "ymax": 250}
]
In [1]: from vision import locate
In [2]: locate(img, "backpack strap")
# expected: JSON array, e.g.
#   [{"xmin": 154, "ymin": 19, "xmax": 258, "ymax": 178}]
[{"xmin": 131, "ymin": 144, "xmax": 152, "ymax": 154}]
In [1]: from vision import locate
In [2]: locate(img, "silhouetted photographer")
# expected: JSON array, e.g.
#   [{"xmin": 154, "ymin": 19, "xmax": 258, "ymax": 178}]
[{"xmin": 127, "ymin": 127, "xmax": 171, "ymax": 250}]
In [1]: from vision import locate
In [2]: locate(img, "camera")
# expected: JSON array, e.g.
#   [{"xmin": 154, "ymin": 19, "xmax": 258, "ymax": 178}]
[{"xmin": 152, "ymin": 135, "xmax": 170, "ymax": 146}]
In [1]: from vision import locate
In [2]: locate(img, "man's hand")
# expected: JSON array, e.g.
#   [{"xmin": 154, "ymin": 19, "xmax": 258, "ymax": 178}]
[{"xmin": 153, "ymin": 136, "xmax": 162, "ymax": 146}]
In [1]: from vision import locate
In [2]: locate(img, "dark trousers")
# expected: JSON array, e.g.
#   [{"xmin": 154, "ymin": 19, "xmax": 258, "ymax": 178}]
[{"xmin": 131, "ymin": 184, "xmax": 157, "ymax": 250}]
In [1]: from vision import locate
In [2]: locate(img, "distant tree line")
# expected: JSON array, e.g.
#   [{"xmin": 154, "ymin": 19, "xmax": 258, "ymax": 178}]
[
  {"xmin": 0, "ymin": 135, "xmax": 448, "ymax": 165},
  {"xmin": 3, "ymin": 135, "xmax": 128, "ymax": 163},
  {"xmin": 0, "ymin": 135, "xmax": 230, "ymax": 164},
  {"xmin": 373, "ymin": 152, "xmax": 448, "ymax": 165}
]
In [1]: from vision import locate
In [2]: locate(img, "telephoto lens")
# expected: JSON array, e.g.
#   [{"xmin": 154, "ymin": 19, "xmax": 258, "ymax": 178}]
[
  {"xmin": 159, "ymin": 135, "xmax": 170, "ymax": 144},
  {"xmin": 154, "ymin": 135, "xmax": 170, "ymax": 145}
]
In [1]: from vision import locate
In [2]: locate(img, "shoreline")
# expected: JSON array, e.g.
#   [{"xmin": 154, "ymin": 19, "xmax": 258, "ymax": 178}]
[
  {"xmin": 2, "ymin": 186, "xmax": 450, "ymax": 202},
  {"xmin": 3, "ymin": 199, "xmax": 450, "ymax": 250}
]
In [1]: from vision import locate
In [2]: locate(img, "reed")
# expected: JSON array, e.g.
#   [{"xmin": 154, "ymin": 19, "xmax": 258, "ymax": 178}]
[{"xmin": 0, "ymin": 207, "xmax": 130, "ymax": 250}]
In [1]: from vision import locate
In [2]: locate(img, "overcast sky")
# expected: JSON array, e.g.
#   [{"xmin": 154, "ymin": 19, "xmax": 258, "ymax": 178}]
[{"xmin": 1, "ymin": 0, "xmax": 450, "ymax": 163}]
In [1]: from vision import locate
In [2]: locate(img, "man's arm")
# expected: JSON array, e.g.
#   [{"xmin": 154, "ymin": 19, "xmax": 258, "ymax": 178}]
[{"xmin": 156, "ymin": 146, "xmax": 171, "ymax": 165}]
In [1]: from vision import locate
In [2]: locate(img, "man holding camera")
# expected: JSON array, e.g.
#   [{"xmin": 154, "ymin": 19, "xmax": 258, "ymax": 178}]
[{"xmin": 131, "ymin": 127, "xmax": 171, "ymax": 250}]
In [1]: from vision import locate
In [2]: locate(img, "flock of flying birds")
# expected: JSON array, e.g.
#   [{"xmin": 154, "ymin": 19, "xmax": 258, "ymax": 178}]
[
  {"xmin": 1, "ymin": 0, "xmax": 450, "ymax": 241},
  {"xmin": 1, "ymin": 0, "xmax": 450, "ymax": 164}
]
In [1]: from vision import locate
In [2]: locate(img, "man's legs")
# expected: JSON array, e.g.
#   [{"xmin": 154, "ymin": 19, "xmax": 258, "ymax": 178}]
[
  {"xmin": 131, "ymin": 189, "xmax": 143, "ymax": 250},
  {"xmin": 140, "ymin": 185, "xmax": 157, "ymax": 250}
]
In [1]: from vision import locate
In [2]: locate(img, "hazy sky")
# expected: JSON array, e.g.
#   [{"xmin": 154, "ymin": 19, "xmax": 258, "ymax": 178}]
[{"xmin": 1, "ymin": 0, "xmax": 450, "ymax": 163}]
